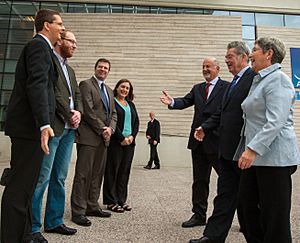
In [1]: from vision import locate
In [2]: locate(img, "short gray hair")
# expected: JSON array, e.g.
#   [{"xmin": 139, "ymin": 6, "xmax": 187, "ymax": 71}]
[
  {"xmin": 227, "ymin": 41, "xmax": 250, "ymax": 63},
  {"xmin": 255, "ymin": 37, "xmax": 286, "ymax": 64}
]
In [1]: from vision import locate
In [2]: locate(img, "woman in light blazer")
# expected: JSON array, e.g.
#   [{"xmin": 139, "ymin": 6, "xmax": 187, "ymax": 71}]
[
  {"xmin": 235, "ymin": 37, "xmax": 300, "ymax": 243},
  {"xmin": 103, "ymin": 79, "xmax": 139, "ymax": 213}
]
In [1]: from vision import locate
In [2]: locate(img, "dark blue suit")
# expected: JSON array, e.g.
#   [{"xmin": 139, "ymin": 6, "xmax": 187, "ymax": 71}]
[
  {"xmin": 170, "ymin": 78, "xmax": 229, "ymax": 219},
  {"xmin": 201, "ymin": 67, "xmax": 256, "ymax": 242}
]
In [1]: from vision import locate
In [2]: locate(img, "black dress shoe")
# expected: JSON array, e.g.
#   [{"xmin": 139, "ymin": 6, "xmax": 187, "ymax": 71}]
[
  {"xmin": 86, "ymin": 209, "xmax": 111, "ymax": 217},
  {"xmin": 182, "ymin": 214, "xmax": 206, "ymax": 228},
  {"xmin": 144, "ymin": 165, "xmax": 151, "ymax": 169},
  {"xmin": 72, "ymin": 215, "xmax": 92, "ymax": 226},
  {"xmin": 189, "ymin": 236, "xmax": 213, "ymax": 243},
  {"xmin": 45, "ymin": 224, "xmax": 77, "ymax": 235},
  {"xmin": 31, "ymin": 232, "xmax": 48, "ymax": 243},
  {"xmin": 153, "ymin": 165, "xmax": 160, "ymax": 169}
]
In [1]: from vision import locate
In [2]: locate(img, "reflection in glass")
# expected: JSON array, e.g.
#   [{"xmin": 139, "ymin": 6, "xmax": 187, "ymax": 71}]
[
  {"xmin": 231, "ymin": 12, "xmax": 255, "ymax": 25},
  {"xmin": 4, "ymin": 60, "xmax": 17, "ymax": 73},
  {"xmin": 11, "ymin": 1, "xmax": 37, "ymax": 15},
  {"xmin": 41, "ymin": 2, "xmax": 67, "ymax": 12},
  {"xmin": 95, "ymin": 4, "xmax": 110, "ymax": 13},
  {"xmin": 5, "ymin": 44, "xmax": 24, "ymax": 59},
  {"xmin": 136, "ymin": 6, "xmax": 150, "ymax": 14},
  {"xmin": 0, "ymin": 44, "xmax": 5, "ymax": 59},
  {"xmin": 212, "ymin": 10, "xmax": 229, "ymax": 16},
  {"xmin": 0, "ymin": 15, "xmax": 10, "ymax": 28},
  {"xmin": 242, "ymin": 26, "xmax": 255, "ymax": 39},
  {"xmin": 6, "ymin": 29, "xmax": 34, "ymax": 44},
  {"xmin": 2, "ymin": 74, "xmax": 14, "ymax": 90},
  {"xmin": 179, "ymin": 8, "xmax": 204, "ymax": 14},
  {"xmin": 159, "ymin": 7, "xmax": 177, "ymax": 14},
  {"xmin": 68, "ymin": 3, "xmax": 95, "ymax": 13},
  {"xmin": 0, "ymin": 90, "xmax": 12, "ymax": 105},
  {"xmin": 285, "ymin": 15, "xmax": 300, "ymax": 28},
  {"xmin": 0, "ymin": 1, "xmax": 11, "ymax": 15},
  {"xmin": 256, "ymin": 13, "xmax": 284, "ymax": 27},
  {"xmin": 245, "ymin": 40, "xmax": 255, "ymax": 51},
  {"xmin": 9, "ymin": 16, "xmax": 34, "ymax": 30}
]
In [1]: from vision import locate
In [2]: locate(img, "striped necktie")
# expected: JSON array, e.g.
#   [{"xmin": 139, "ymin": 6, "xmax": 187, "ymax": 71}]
[
  {"xmin": 227, "ymin": 75, "xmax": 239, "ymax": 96},
  {"xmin": 100, "ymin": 83, "xmax": 110, "ymax": 113}
]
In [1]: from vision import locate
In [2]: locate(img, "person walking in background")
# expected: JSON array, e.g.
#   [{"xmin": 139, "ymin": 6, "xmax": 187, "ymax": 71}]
[
  {"xmin": 71, "ymin": 58, "xmax": 117, "ymax": 227},
  {"xmin": 234, "ymin": 37, "xmax": 299, "ymax": 243},
  {"xmin": 1, "ymin": 9, "xmax": 65, "ymax": 243},
  {"xmin": 192, "ymin": 41, "xmax": 257, "ymax": 243},
  {"xmin": 160, "ymin": 57, "xmax": 229, "ymax": 228},
  {"xmin": 103, "ymin": 79, "xmax": 139, "ymax": 213},
  {"xmin": 144, "ymin": 112, "xmax": 161, "ymax": 169},
  {"xmin": 31, "ymin": 30, "xmax": 82, "ymax": 241}
]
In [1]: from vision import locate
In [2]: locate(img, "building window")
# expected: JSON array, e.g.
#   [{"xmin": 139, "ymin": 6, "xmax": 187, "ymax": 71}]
[{"xmin": 255, "ymin": 13, "xmax": 284, "ymax": 27}]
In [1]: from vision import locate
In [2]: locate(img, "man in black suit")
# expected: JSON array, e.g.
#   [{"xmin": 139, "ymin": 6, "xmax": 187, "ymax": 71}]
[
  {"xmin": 191, "ymin": 41, "xmax": 257, "ymax": 243},
  {"xmin": 1, "ymin": 9, "xmax": 65, "ymax": 243},
  {"xmin": 160, "ymin": 57, "xmax": 229, "ymax": 228},
  {"xmin": 31, "ymin": 30, "xmax": 82, "ymax": 240},
  {"xmin": 144, "ymin": 112, "xmax": 161, "ymax": 169}
]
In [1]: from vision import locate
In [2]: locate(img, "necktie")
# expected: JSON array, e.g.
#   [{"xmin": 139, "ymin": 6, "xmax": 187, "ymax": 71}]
[
  {"xmin": 205, "ymin": 82, "xmax": 211, "ymax": 100},
  {"xmin": 100, "ymin": 83, "xmax": 110, "ymax": 113},
  {"xmin": 227, "ymin": 75, "xmax": 239, "ymax": 96}
]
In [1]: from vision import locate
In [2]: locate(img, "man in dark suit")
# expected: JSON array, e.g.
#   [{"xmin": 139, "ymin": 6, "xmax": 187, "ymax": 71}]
[
  {"xmin": 71, "ymin": 58, "xmax": 117, "ymax": 227},
  {"xmin": 1, "ymin": 9, "xmax": 65, "ymax": 243},
  {"xmin": 160, "ymin": 57, "xmax": 229, "ymax": 228},
  {"xmin": 31, "ymin": 30, "xmax": 82, "ymax": 241},
  {"xmin": 191, "ymin": 41, "xmax": 257, "ymax": 243},
  {"xmin": 144, "ymin": 112, "xmax": 161, "ymax": 169}
]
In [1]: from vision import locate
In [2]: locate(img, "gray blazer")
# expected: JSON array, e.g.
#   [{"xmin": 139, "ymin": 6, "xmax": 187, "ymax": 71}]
[
  {"xmin": 234, "ymin": 64, "xmax": 300, "ymax": 166},
  {"xmin": 76, "ymin": 76, "xmax": 117, "ymax": 147}
]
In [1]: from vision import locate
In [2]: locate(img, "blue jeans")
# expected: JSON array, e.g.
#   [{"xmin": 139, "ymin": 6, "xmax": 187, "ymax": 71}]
[{"xmin": 32, "ymin": 129, "xmax": 75, "ymax": 233}]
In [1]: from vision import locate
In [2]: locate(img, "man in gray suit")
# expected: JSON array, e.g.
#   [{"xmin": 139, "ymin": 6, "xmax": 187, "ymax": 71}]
[
  {"xmin": 71, "ymin": 58, "xmax": 117, "ymax": 227},
  {"xmin": 31, "ymin": 30, "xmax": 82, "ymax": 242}
]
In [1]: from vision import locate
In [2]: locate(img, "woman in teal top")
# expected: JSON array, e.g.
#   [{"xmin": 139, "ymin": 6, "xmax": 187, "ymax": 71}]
[{"xmin": 103, "ymin": 79, "xmax": 139, "ymax": 212}]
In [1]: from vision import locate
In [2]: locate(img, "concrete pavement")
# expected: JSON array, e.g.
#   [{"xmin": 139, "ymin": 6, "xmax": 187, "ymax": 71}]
[{"xmin": 0, "ymin": 159, "xmax": 299, "ymax": 243}]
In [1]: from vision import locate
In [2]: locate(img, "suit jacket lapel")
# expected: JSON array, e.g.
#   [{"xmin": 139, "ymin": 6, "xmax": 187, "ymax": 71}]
[
  {"xmin": 200, "ymin": 82, "xmax": 206, "ymax": 101},
  {"xmin": 206, "ymin": 78, "xmax": 223, "ymax": 104},
  {"xmin": 223, "ymin": 68, "xmax": 251, "ymax": 108},
  {"xmin": 53, "ymin": 56, "xmax": 72, "ymax": 96}
]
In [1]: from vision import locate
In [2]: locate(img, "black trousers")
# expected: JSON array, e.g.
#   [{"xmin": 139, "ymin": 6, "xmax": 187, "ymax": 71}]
[
  {"xmin": 103, "ymin": 140, "xmax": 135, "ymax": 206},
  {"xmin": 239, "ymin": 165, "xmax": 297, "ymax": 243},
  {"xmin": 191, "ymin": 146, "xmax": 220, "ymax": 219},
  {"xmin": 147, "ymin": 143, "xmax": 160, "ymax": 166},
  {"xmin": 204, "ymin": 157, "xmax": 246, "ymax": 243},
  {"xmin": 1, "ymin": 138, "xmax": 44, "ymax": 243},
  {"xmin": 71, "ymin": 142, "xmax": 107, "ymax": 216}
]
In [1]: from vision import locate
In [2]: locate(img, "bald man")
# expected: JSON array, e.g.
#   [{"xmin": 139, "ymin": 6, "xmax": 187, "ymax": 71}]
[
  {"xmin": 160, "ymin": 57, "xmax": 229, "ymax": 228},
  {"xmin": 144, "ymin": 112, "xmax": 161, "ymax": 169}
]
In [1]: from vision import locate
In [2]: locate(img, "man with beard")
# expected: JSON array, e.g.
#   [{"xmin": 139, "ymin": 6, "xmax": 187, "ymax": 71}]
[{"xmin": 31, "ymin": 30, "xmax": 82, "ymax": 242}]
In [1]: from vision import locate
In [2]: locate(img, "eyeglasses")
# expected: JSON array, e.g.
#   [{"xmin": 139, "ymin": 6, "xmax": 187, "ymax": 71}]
[
  {"xmin": 50, "ymin": 21, "xmax": 64, "ymax": 27},
  {"xmin": 62, "ymin": 37, "xmax": 77, "ymax": 45}
]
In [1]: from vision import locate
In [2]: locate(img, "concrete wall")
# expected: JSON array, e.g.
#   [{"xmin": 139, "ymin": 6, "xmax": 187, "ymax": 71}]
[{"xmin": 63, "ymin": 13, "xmax": 242, "ymax": 137}]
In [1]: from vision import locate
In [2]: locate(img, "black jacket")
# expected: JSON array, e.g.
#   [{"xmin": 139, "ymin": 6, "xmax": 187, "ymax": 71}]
[
  {"xmin": 5, "ymin": 35, "xmax": 57, "ymax": 140},
  {"xmin": 171, "ymin": 78, "xmax": 229, "ymax": 153},
  {"xmin": 202, "ymin": 68, "xmax": 256, "ymax": 160},
  {"xmin": 146, "ymin": 119, "xmax": 160, "ymax": 144}
]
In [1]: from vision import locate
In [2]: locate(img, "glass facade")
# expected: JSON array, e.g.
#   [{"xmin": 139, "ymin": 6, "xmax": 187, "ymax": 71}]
[{"xmin": 0, "ymin": 1, "xmax": 300, "ymax": 130}]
